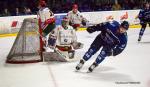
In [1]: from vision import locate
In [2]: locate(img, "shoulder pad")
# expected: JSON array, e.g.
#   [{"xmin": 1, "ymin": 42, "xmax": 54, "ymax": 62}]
[
  {"xmin": 64, "ymin": 25, "xmax": 74, "ymax": 30},
  {"xmin": 43, "ymin": 7, "xmax": 50, "ymax": 11},
  {"xmin": 68, "ymin": 11, "xmax": 71, "ymax": 13}
]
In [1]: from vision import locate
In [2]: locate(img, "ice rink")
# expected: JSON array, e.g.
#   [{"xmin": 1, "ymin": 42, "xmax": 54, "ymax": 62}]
[{"xmin": 0, "ymin": 28, "xmax": 150, "ymax": 87}]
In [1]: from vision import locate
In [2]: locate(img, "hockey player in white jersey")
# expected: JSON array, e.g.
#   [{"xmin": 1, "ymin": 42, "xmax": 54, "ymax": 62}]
[
  {"xmin": 37, "ymin": 0, "xmax": 55, "ymax": 51},
  {"xmin": 38, "ymin": 0, "xmax": 55, "ymax": 37},
  {"xmin": 67, "ymin": 4, "xmax": 88, "ymax": 31},
  {"xmin": 47, "ymin": 16, "xmax": 83, "ymax": 61}
]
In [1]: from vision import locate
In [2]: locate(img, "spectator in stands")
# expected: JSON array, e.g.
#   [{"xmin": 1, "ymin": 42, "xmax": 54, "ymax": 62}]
[
  {"xmin": 1, "ymin": 8, "xmax": 11, "ymax": 16},
  {"xmin": 122, "ymin": 0, "xmax": 131, "ymax": 10},
  {"xmin": 112, "ymin": 1, "xmax": 121, "ymax": 10},
  {"xmin": 94, "ymin": 3, "xmax": 102, "ymax": 11},
  {"xmin": 14, "ymin": 8, "xmax": 22, "ymax": 16},
  {"xmin": 24, "ymin": 7, "xmax": 32, "ymax": 15},
  {"xmin": 103, "ymin": 2, "xmax": 112, "ymax": 11},
  {"xmin": 0, "ymin": 0, "xmax": 148, "ymax": 15}
]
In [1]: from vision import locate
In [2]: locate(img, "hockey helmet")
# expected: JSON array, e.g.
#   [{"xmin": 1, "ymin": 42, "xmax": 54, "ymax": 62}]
[
  {"xmin": 62, "ymin": 16, "xmax": 69, "ymax": 22},
  {"xmin": 39, "ymin": 0, "xmax": 47, "ymax": 7},
  {"xmin": 72, "ymin": 4, "xmax": 78, "ymax": 9},
  {"xmin": 61, "ymin": 17, "xmax": 69, "ymax": 27},
  {"xmin": 120, "ymin": 21, "xmax": 129, "ymax": 30}
]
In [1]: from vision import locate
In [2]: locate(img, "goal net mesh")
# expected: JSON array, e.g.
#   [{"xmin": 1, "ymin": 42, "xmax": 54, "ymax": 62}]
[{"xmin": 6, "ymin": 18, "xmax": 43, "ymax": 64}]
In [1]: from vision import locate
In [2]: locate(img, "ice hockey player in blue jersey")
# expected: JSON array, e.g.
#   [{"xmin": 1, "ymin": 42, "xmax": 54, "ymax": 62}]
[
  {"xmin": 138, "ymin": 2, "xmax": 150, "ymax": 41},
  {"xmin": 75, "ymin": 20, "xmax": 129, "ymax": 72}
]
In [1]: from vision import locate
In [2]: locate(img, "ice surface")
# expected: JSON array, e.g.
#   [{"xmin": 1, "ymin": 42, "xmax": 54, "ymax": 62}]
[{"xmin": 0, "ymin": 28, "xmax": 150, "ymax": 87}]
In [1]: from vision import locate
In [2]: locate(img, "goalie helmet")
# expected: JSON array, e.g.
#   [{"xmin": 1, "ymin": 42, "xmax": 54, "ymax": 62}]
[
  {"xmin": 62, "ymin": 16, "xmax": 69, "ymax": 22},
  {"xmin": 61, "ymin": 17, "xmax": 69, "ymax": 28}
]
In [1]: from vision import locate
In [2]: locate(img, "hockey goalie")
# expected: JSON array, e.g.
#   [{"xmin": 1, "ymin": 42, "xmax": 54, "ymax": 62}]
[{"xmin": 43, "ymin": 17, "xmax": 83, "ymax": 62}]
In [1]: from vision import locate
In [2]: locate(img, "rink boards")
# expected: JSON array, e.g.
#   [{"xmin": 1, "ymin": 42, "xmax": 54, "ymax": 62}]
[{"xmin": 0, "ymin": 24, "xmax": 142, "ymax": 38}]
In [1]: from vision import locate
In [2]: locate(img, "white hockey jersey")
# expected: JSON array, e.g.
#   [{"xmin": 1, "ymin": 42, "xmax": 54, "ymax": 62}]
[
  {"xmin": 67, "ymin": 10, "xmax": 84, "ymax": 25},
  {"xmin": 49, "ymin": 25, "xmax": 77, "ymax": 46},
  {"xmin": 38, "ymin": 7, "xmax": 54, "ymax": 22}
]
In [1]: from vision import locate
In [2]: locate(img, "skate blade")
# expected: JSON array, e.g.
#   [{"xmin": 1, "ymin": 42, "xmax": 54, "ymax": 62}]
[
  {"xmin": 74, "ymin": 69, "xmax": 80, "ymax": 72},
  {"xmin": 86, "ymin": 70, "xmax": 92, "ymax": 73}
]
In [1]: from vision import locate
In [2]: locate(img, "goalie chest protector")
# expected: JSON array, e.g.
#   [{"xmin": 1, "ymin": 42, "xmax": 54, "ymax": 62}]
[{"xmin": 57, "ymin": 26, "xmax": 75, "ymax": 45}]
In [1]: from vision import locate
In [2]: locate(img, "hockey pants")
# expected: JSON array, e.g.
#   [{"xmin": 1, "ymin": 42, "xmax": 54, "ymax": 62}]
[{"xmin": 82, "ymin": 35, "xmax": 112, "ymax": 65}]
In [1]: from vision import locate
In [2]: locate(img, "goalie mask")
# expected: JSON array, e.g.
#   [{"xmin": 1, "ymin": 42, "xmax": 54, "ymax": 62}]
[{"xmin": 61, "ymin": 17, "xmax": 69, "ymax": 29}]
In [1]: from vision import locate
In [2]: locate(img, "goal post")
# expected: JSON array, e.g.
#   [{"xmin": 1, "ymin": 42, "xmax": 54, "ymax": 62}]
[{"xmin": 6, "ymin": 18, "xmax": 43, "ymax": 64}]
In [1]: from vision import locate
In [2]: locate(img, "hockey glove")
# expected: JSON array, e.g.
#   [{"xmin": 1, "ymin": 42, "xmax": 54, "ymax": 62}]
[
  {"xmin": 82, "ymin": 20, "xmax": 87, "ymax": 26},
  {"xmin": 87, "ymin": 26, "xmax": 96, "ymax": 33},
  {"xmin": 112, "ymin": 47, "xmax": 122, "ymax": 56},
  {"xmin": 82, "ymin": 19, "xmax": 89, "ymax": 26}
]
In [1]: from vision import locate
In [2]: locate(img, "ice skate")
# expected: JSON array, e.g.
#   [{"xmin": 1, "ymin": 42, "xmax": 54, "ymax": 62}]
[
  {"xmin": 138, "ymin": 36, "xmax": 142, "ymax": 42},
  {"xmin": 87, "ymin": 62, "xmax": 98, "ymax": 73},
  {"xmin": 75, "ymin": 59, "xmax": 85, "ymax": 71}
]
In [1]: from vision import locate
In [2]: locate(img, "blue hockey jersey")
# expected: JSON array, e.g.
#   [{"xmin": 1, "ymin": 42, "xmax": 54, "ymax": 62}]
[
  {"xmin": 138, "ymin": 8, "xmax": 150, "ymax": 22},
  {"xmin": 87, "ymin": 20, "xmax": 128, "ymax": 55}
]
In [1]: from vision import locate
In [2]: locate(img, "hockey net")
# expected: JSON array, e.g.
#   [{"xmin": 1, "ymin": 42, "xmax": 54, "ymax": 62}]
[{"xmin": 6, "ymin": 18, "xmax": 43, "ymax": 64}]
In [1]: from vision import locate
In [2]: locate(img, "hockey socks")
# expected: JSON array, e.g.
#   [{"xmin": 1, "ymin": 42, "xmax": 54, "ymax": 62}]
[
  {"xmin": 138, "ymin": 28, "xmax": 145, "ymax": 41},
  {"xmin": 138, "ymin": 35, "xmax": 142, "ymax": 42}
]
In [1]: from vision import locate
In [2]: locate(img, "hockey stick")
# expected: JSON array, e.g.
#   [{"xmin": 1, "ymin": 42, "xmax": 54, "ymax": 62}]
[{"xmin": 54, "ymin": 48, "xmax": 68, "ymax": 62}]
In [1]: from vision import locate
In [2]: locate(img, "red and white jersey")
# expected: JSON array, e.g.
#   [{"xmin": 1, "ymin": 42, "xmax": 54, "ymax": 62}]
[
  {"xmin": 67, "ymin": 10, "xmax": 84, "ymax": 25},
  {"xmin": 38, "ymin": 7, "xmax": 54, "ymax": 22},
  {"xmin": 49, "ymin": 25, "xmax": 77, "ymax": 46}
]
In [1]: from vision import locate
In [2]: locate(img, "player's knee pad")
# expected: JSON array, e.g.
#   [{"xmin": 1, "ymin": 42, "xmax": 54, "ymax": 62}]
[
  {"xmin": 100, "ymin": 47, "xmax": 113, "ymax": 56},
  {"xmin": 83, "ymin": 48, "xmax": 97, "ymax": 61},
  {"xmin": 95, "ymin": 54, "xmax": 105, "ymax": 64}
]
